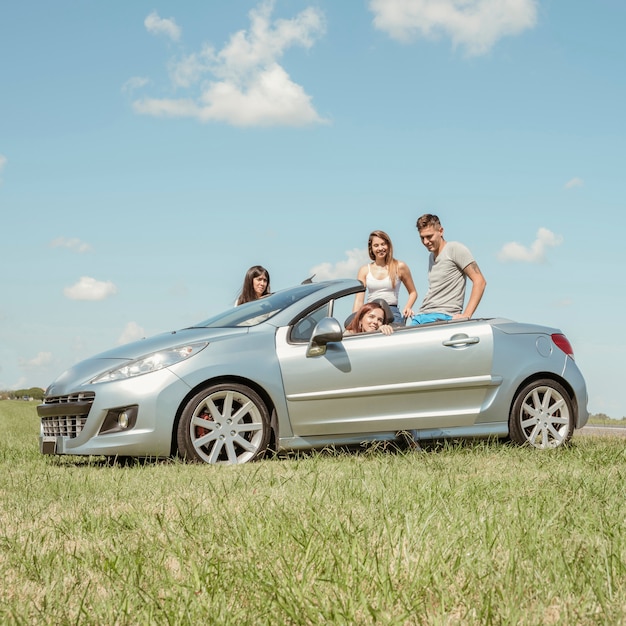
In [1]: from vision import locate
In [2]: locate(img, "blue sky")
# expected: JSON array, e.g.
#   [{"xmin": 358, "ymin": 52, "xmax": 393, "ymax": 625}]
[{"xmin": 1, "ymin": 0, "xmax": 624, "ymax": 416}]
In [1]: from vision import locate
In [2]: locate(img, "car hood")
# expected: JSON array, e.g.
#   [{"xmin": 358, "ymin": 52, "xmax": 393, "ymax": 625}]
[
  {"xmin": 44, "ymin": 326, "xmax": 249, "ymax": 395},
  {"xmin": 94, "ymin": 326, "xmax": 248, "ymax": 359}
]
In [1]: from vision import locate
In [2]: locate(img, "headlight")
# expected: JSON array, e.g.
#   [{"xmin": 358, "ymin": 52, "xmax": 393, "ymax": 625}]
[{"xmin": 90, "ymin": 341, "xmax": 209, "ymax": 384}]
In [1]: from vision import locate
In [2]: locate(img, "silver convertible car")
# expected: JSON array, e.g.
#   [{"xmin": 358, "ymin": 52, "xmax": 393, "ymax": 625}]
[{"xmin": 38, "ymin": 279, "xmax": 589, "ymax": 465}]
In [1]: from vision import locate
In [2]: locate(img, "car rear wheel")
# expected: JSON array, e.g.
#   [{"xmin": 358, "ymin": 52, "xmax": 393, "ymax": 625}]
[
  {"xmin": 177, "ymin": 383, "xmax": 271, "ymax": 464},
  {"xmin": 509, "ymin": 379, "xmax": 574, "ymax": 449}
]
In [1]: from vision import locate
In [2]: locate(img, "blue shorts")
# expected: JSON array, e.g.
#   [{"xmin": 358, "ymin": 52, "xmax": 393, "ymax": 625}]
[
  {"xmin": 388, "ymin": 305, "xmax": 404, "ymax": 325},
  {"xmin": 410, "ymin": 312, "xmax": 452, "ymax": 325}
]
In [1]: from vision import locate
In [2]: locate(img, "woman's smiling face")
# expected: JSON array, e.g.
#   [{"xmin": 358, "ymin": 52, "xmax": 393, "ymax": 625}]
[
  {"xmin": 370, "ymin": 236, "xmax": 388, "ymax": 261},
  {"xmin": 359, "ymin": 307, "xmax": 385, "ymax": 332}
]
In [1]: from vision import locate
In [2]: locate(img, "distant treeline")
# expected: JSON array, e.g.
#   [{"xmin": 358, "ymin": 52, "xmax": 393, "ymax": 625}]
[
  {"xmin": 0, "ymin": 387, "xmax": 45, "ymax": 401},
  {"xmin": 589, "ymin": 412, "xmax": 626, "ymax": 424}
]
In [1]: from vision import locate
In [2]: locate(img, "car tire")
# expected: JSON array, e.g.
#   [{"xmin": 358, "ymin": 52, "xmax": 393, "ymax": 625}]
[
  {"xmin": 177, "ymin": 383, "xmax": 271, "ymax": 464},
  {"xmin": 509, "ymin": 378, "xmax": 575, "ymax": 449}
]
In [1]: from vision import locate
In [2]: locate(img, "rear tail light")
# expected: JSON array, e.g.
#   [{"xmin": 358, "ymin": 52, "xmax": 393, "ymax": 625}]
[{"xmin": 552, "ymin": 333, "xmax": 574, "ymax": 358}]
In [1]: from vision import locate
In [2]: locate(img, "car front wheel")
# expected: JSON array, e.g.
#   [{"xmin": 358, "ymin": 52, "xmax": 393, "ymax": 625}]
[
  {"xmin": 177, "ymin": 383, "xmax": 271, "ymax": 464},
  {"xmin": 509, "ymin": 379, "xmax": 575, "ymax": 449}
]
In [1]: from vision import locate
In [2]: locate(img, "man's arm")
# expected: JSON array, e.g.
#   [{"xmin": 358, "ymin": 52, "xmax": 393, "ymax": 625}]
[{"xmin": 457, "ymin": 261, "xmax": 486, "ymax": 319}]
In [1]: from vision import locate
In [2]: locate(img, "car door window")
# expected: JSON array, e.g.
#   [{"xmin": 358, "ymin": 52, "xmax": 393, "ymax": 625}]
[
  {"xmin": 290, "ymin": 304, "xmax": 330, "ymax": 342},
  {"xmin": 289, "ymin": 291, "xmax": 358, "ymax": 342}
]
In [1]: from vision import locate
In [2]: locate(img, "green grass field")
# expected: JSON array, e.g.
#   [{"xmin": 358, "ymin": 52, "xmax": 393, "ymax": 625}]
[{"xmin": 2, "ymin": 400, "xmax": 626, "ymax": 625}]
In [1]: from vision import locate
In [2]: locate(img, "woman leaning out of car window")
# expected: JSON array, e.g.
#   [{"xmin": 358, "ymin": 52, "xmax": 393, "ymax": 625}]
[{"xmin": 344, "ymin": 302, "xmax": 394, "ymax": 336}]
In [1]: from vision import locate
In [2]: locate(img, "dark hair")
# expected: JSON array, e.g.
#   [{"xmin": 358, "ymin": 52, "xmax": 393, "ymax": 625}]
[
  {"xmin": 345, "ymin": 302, "xmax": 387, "ymax": 334},
  {"xmin": 367, "ymin": 230, "xmax": 399, "ymax": 287},
  {"xmin": 416, "ymin": 214, "xmax": 441, "ymax": 231},
  {"xmin": 236, "ymin": 265, "xmax": 270, "ymax": 305}
]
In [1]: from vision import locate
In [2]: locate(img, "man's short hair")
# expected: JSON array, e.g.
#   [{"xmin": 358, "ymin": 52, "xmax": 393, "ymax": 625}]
[{"xmin": 416, "ymin": 214, "xmax": 441, "ymax": 230}]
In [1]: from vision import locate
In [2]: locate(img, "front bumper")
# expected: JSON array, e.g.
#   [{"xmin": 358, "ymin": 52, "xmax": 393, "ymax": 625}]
[{"xmin": 37, "ymin": 369, "xmax": 192, "ymax": 458}]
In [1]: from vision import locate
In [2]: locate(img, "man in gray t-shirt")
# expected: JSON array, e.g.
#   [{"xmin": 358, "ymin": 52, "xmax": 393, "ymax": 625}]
[{"xmin": 411, "ymin": 214, "xmax": 486, "ymax": 325}]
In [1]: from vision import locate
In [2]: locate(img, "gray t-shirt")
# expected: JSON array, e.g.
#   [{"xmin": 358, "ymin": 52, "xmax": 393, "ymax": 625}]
[{"xmin": 419, "ymin": 241, "xmax": 474, "ymax": 315}]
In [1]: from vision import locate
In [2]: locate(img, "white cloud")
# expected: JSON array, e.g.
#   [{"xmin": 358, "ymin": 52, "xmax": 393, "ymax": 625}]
[
  {"xmin": 19, "ymin": 352, "xmax": 53, "ymax": 368},
  {"xmin": 0, "ymin": 153, "xmax": 6, "ymax": 183},
  {"xmin": 497, "ymin": 227, "xmax": 563, "ymax": 263},
  {"xmin": 50, "ymin": 236, "xmax": 92, "ymax": 253},
  {"xmin": 133, "ymin": 1, "xmax": 327, "ymax": 127},
  {"xmin": 122, "ymin": 76, "xmax": 150, "ymax": 93},
  {"xmin": 564, "ymin": 177, "xmax": 583, "ymax": 189},
  {"xmin": 309, "ymin": 248, "xmax": 369, "ymax": 281},
  {"xmin": 145, "ymin": 11, "xmax": 181, "ymax": 41},
  {"xmin": 369, "ymin": 0, "xmax": 537, "ymax": 56},
  {"xmin": 64, "ymin": 277, "xmax": 117, "ymax": 301},
  {"xmin": 117, "ymin": 321, "xmax": 146, "ymax": 345}
]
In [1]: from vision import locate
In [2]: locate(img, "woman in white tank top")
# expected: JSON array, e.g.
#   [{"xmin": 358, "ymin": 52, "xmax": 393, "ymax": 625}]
[{"xmin": 353, "ymin": 230, "xmax": 418, "ymax": 325}]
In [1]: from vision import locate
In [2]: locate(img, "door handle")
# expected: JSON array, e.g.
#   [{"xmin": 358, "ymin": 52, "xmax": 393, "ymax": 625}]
[{"xmin": 443, "ymin": 336, "xmax": 480, "ymax": 347}]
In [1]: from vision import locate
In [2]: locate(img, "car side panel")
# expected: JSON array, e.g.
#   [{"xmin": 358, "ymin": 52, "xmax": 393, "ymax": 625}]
[{"xmin": 276, "ymin": 321, "xmax": 496, "ymax": 437}]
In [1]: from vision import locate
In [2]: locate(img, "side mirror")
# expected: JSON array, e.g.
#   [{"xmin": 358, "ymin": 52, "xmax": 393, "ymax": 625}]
[{"xmin": 306, "ymin": 317, "xmax": 343, "ymax": 357}]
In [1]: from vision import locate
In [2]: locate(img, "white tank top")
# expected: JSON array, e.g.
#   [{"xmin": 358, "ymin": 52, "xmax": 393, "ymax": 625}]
[{"xmin": 366, "ymin": 265, "xmax": 400, "ymax": 306}]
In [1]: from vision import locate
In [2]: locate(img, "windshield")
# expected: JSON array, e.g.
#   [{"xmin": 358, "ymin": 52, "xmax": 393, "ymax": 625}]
[{"xmin": 190, "ymin": 283, "xmax": 329, "ymax": 328}]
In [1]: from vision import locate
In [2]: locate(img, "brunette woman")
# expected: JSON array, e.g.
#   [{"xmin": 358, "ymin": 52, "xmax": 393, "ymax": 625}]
[
  {"xmin": 345, "ymin": 302, "xmax": 394, "ymax": 335},
  {"xmin": 235, "ymin": 265, "xmax": 271, "ymax": 306}
]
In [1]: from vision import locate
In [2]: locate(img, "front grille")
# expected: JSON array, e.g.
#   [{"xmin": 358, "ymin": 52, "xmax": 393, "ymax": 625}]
[
  {"xmin": 43, "ymin": 391, "xmax": 96, "ymax": 406},
  {"xmin": 42, "ymin": 415, "xmax": 88, "ymax": 438},
  {"xmin": 39, "ymin": 392, "xmax": 95, "ymax": 438}
]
